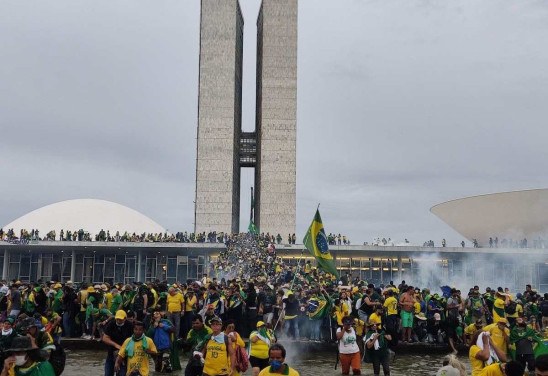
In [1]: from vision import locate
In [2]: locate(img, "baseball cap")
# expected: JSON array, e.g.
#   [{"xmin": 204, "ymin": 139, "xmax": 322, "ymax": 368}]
[
  {"xmin": 115, "ymin": 310, "xmax": 127, "ymax": 320},
  {"xmin": 256, "ymin": 321, "xmax": 266, "ymax": 328},
  {"xmin": 210, "ymin": 316, "xmax": 222, "ymax": 324}
]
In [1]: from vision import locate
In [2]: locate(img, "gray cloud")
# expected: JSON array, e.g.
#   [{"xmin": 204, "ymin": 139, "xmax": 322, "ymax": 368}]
[{"xmin": 1, "ymin": 0, "xmax": 548, "ymax": 246}]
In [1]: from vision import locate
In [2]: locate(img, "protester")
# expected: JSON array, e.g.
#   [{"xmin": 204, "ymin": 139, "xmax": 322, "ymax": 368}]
[
  {"xmin": 201, "ymin": 316, "xmax": 235, "ymax": 376},
  {"xmin": 364, "ymin": 320, "xmax": 392, "ymax": 376},
  {"xmin": 258, "ymin": 344, "xmax": 299, "ymax": 376},
  {"xmin": 0, "ymin": 336, "xmax": 56, "ymax": 376},
  {"xmin": 336, "ymin": 316, "xmax": 361, "ymax": 376},
  {"xmin": 115, "ymin": 321, "xmax": 158, "ymax": 376},
  {"xmin": 102, "ymin": 310, "xmax": 134, "ymax": 376},
  {"xmin": 249, "ymin": 321, "xmax": 276, "ymax": 376}
]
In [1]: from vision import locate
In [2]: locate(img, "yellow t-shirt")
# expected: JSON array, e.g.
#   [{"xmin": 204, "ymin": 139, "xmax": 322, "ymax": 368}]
[
  {"xmin": 119, "ymin": 336, "xmax": 158, "ymax": 376},
  {"xmin": 383, "ymin": 296, "xmax": 398, "ymax": 315},
  {"xmin": 167, "ymin": 293, "xmax": 184, "ymax": 313},
  {"xmin": 478, "ymin": 363, "xmax": 504, "ymax": 376},
  {"xmin": 258, "ymin": 365, "xmax": 300, "ymax": 376},
  {"xmin": 185, "ymin": 295, "xmax": 197, "ymax": 312},
  {"xmin": 203, "ymin": 337, "xmax": 231, "ymax": 376},
  {"xmin": 484, "ymin": 324, "xmax": 509, "ymax": 353},
  {"xmin": 414, "ymin": 302, "xmax": 421, "ymax": 314},
  {"xmin": 79, "ymin": 290, "xmax": 88, "ymax": 312},
  {"xmin": 368, "ymin": 312, "xmax": 382, "ymax": 325},
  {"xmin": 104, "ymin": 292, "xmax": 113, "ymax": 310},
  {"xmin": 469, "ymin": 345, "xmax": 485, "ymax": 376},
  {"xmin": 334, "ymin": 305, "xmax": 349, "ymax": 326},
  {"xmin": 250, "ymin": 331, "xmax": 271, "ymax": 359},
  {"xmin": 465, "ymin": 323, "xmax": 481, "ymax": 336},
  {"xmin": 492, "ymin": 299, "xmax": 506, "ymax": 323},
  {"xmin": 354, "ymin": 318, "xmax": 366, "ymax": 336}
]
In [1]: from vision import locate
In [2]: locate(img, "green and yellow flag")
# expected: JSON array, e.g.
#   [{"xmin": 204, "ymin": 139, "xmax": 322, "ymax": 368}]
[{"xmin": 303, "ymin": 209, "xmax": 339, "ymax": 278}]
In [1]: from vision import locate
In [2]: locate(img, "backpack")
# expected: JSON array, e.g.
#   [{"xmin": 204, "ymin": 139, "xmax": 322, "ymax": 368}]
[
  {"xmin": 505, "ymin": 301, "xmax": 517, "ymax": 315},
  {"xmin": 234, "ymin": 344, "xmax": 249, "ymax": 372}
]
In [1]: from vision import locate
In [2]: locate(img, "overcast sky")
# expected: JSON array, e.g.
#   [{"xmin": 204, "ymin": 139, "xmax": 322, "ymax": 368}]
[{"xmin": 1, "ymin": 1, "xmax": 548, "ymax": 246}]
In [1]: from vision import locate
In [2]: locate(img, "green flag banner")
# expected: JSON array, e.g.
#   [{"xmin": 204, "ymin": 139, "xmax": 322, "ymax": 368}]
[
  {"xmin": 303, "ymin": 209, "xmax": 339, "ymax": 278},
  {"xmin": 248, "ymin": 220, "xmax": 258, "ymax": 235}
]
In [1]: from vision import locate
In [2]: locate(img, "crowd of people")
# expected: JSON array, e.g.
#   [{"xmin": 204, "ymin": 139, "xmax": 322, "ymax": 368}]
[
  {"xmin": 0, "ymin": 232, "xmax": 546, "ymax": 375},
  {"xmin": 0, "ymin": 228, "xmax": 353, "ymax": 248}
]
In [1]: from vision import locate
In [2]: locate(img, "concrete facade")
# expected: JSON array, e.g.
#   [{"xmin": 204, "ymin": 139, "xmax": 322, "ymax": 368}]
[
  {"xmin": 195, "ymin": 0, "xmax": 297, "ymax": 236},
  {"xmin": 255, "ymin": 0, "xmax": 298, "ymax": 237},
  {"xmin": 195, "ymin": 0, "xmax": 244, "ymax": 234}
]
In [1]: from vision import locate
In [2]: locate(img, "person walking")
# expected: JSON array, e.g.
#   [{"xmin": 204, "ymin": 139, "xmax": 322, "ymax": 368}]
[
  {"xmin": 364, "ymin": 321, "xmax": 393, "ymax": 376},
  {"xmin": 102, "ymin": 310, "xmax": 133, "ymax": 376},
  {"xmin": 336, "ymin": 316, "xmax": 361, "ymax": 376},
  {"xmin": 115, "ymin": 321, "xmax": 158, "ymax": 376},
  {"xmin": 201, "ymin": 316, "xmax": 236, "ymax": 376}
]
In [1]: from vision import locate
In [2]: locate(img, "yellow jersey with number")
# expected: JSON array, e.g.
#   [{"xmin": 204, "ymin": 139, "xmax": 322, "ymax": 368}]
[{"xmin": 203, "ymin": 337, "xmax": 231, "ymax": 376}]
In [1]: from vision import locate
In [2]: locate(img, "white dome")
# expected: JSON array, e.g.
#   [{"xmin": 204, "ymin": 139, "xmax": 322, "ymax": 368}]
[{"xmin": 2, "ymin": 199, "xmax": 166, "ymax": 237}]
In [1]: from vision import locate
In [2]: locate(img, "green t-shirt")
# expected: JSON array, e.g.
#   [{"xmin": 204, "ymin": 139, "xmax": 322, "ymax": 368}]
[{"xmin": 15, "ymin": 360, "xmax": 56, "ymax": 376}]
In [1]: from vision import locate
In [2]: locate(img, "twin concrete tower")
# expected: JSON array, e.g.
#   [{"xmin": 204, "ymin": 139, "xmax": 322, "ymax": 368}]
[{"xmin": 194, "ymin": 0, "xmax": 298, "ymax": 236}]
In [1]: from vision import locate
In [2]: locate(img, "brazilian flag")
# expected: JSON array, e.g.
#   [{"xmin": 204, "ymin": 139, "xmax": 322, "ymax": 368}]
[{"xmin": 303, "ymin": 209, "xmax": 339, "ymax": 278}]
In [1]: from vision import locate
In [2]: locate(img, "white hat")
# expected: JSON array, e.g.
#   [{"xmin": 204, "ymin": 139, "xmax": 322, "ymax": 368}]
[{"xmin": 436, "ymin": 365, "xmax": 460, "ymax": 376}]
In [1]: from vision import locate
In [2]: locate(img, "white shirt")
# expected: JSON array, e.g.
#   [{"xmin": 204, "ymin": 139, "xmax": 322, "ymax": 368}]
[{"xmin": 337, "ymin": 327, "xmax": 360, "ymax": 354}]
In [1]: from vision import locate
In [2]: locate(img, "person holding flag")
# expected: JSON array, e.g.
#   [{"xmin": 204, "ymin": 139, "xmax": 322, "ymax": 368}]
[{"xmin": 303, "ymin": 207, "xmax": 339, "ymax": 279}]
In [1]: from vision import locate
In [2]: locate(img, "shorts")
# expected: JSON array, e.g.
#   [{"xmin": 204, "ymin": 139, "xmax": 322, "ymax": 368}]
[
  {"xmin": 401, "ymin": 310, "xmax": 413, "ymax": 328},
  {"xmin": 249, "ymin": 356, "xmax": 269, "ymax": 370}
]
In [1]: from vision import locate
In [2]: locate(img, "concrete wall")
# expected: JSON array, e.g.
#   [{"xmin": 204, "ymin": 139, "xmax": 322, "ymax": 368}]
[
  {"xmin": 255, "ymin": 0, "xmax": 298, "ymax": 237},
  {"xmin": 195, "ymin": 0, "xmax": 244, "ymax": 234}
]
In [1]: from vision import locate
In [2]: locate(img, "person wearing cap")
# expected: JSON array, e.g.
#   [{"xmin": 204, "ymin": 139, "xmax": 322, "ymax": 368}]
[
  {"xmin": 0, "ymin": 318, "xmax": 17, "ymax": 355},
  {"xmin": 493, "ymin": 292, "xmax": 508, "ymax": 325},
  {"xmin": 85, "ymin": 285, "xmax": 102, "ymax": 340},
  {"xmin": 0, "ymin": 336, "xmax": 56, "ymax": 376},
  {"xmin": 257, "ymin": 343, "xmax": 299, "ymax": 376},
  {"xmin": 249, "ymin": 321, "xmax": 276, "ymax": 376},
  {"xmin": 103, "ymin": 310, "xmax": 134, "ymax": 376},
  {"xmin": 201, "ymin": 316, "xmax": 236, "ymax": 376},
  {"xmin": 483, "ymin": 318, "xmax": 510, "ymax": 355},
  {"xmin": 18, "ymin": 316, "xmax": 55, "ymax": 355},
  {"xmin": 464, "ymin": 319, "xmax": 484, "ymax": 346},
  {"xmin": 166, "ymin": 287, "xmax": 184, "ymax": 341},
  {"xmin": 115, "ymin": 320, "xmax": 158, "ymax": 376},
  {"xmin": 336, "ymin": 316, "xmax": 361, "ymax": 375}
]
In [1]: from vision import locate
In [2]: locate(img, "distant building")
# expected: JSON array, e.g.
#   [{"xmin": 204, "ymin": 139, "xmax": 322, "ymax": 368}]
[
  {"xmin": 431, "ymin": 188, "xmax": 548, "ymax": 246},
  {"xmin": 195, "ymin": 0, "xmax": 298, "ymax": 236}
]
